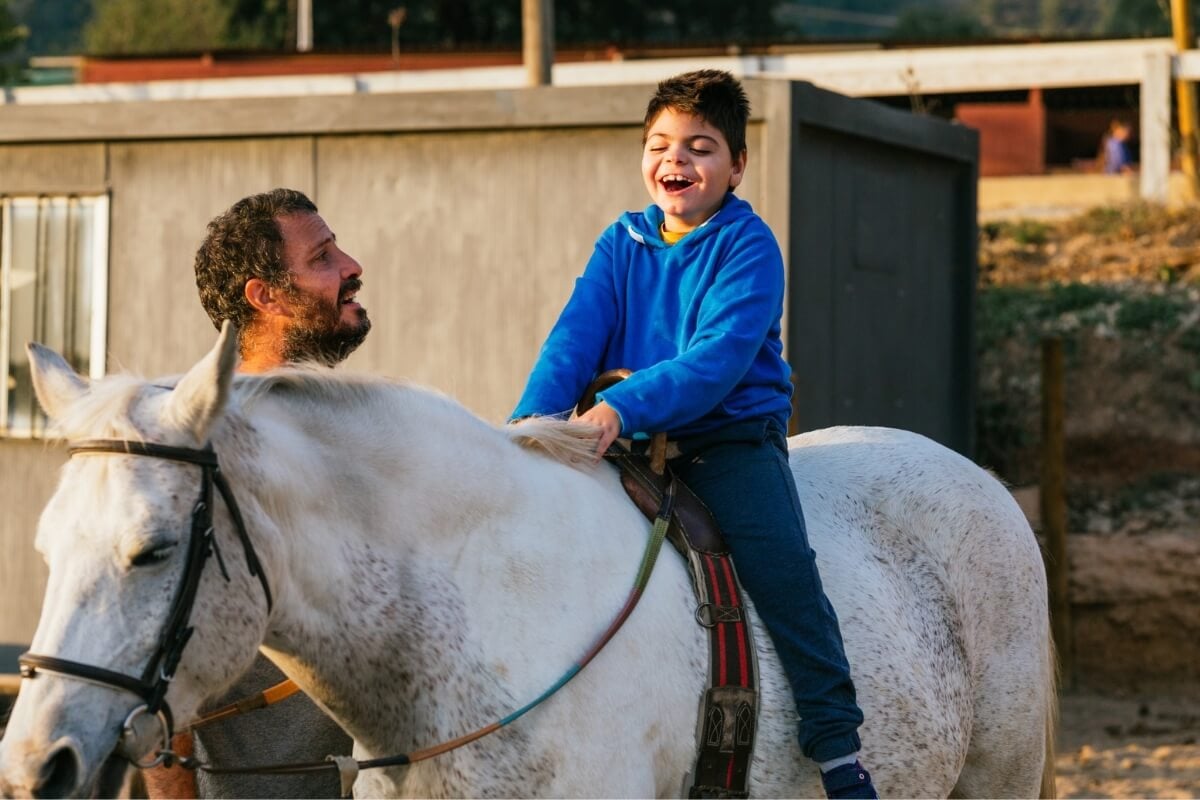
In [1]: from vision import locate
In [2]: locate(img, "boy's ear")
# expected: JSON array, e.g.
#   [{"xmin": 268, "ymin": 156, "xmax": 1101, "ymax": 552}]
[
  {"xmin": 244, "ymin": 278, "xmax": 290, "ymax": 317},
  {"xmin": 729, "ymin": 149, "xmax": 748, "ymax": 189}
]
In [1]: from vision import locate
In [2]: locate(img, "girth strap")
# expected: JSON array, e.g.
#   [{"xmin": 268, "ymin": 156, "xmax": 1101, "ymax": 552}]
[{"xmin": 603, "ymin": 442, "xmax": 760, "ymax": 799}]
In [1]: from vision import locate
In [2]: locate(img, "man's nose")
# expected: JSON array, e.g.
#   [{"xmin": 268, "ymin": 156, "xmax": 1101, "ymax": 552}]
[{"xmin": 340, "ymin": 252, "xmax": 363, "ymax": 279}]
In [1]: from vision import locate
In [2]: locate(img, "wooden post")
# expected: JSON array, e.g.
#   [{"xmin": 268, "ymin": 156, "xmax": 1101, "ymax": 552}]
[
  {"xmin": 1172, "ymin": 0, "xmax": 1200, "ymax": 200},
  {"xmin": 1142, "ymin": 50, "xmax": 1172, "ymax": 203},
  {"xmin": 522, "ymin": 0, "xmax": 554, "ymax": 87},
  {"xmin": 1041, "ymin": 338, "xmax": 1072, "ymax": 688}
]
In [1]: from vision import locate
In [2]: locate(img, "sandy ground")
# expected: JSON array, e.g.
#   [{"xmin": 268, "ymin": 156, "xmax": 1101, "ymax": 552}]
[{"xmin": 1057, "ymin": 690, "xmax": 1200, "ymax": 799}]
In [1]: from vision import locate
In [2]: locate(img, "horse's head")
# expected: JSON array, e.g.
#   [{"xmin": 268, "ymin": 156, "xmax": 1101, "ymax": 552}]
[{"xmin": 0, "ymin": 324, "xmax": 275, "ymax": 799}]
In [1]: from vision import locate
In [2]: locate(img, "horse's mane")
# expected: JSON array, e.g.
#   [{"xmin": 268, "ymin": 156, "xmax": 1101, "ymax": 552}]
[{"xmin": 232, "ymin": 367, "xmax": 601, "ymax": 470}]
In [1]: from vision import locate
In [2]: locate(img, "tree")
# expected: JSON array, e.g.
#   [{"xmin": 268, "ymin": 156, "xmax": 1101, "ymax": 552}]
[
  {"xmin": 891, "ymin": 6, "xmax": 989, "ymax": 40},
  {"xmin": 85, "ymin": 0, "xmax": 231, "ymax": 54},
  {"xmin": 1100, "ymin": 0, "xmax": 1171, "ymax": 37},
  {"xmin": 1, "ymin": 0, "xmax": 29, "ymax": 83},
  {"xmin": 10, "ymin": 0, "xmax": 91, "ymax": 56}
]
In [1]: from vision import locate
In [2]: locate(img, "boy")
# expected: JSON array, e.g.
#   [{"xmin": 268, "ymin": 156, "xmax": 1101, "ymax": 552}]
[{"xmin": 511, "ymin": 70, "xmax": 878, "ymax": 799}]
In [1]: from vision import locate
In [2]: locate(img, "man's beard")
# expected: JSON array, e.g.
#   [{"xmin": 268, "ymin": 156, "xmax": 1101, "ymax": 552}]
[{"xmin": 280, "ymin": 278, "xmax": 371, "ymax": 366}]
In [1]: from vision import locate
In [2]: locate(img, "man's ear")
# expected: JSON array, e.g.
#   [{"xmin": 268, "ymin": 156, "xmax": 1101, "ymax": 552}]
[
  {"xmin": 244, "ymin": 278, "xmax": 290, "ymax": 317},
  {"xmin": 729, "ymin": 149, "xmax": 747, "ymax": 190}
]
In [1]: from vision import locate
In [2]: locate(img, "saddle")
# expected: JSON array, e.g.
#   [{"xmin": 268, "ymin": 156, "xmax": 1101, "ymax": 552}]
[{"xmin": 578, "ymin": 370, "xmax": 761, "ymax": 800}]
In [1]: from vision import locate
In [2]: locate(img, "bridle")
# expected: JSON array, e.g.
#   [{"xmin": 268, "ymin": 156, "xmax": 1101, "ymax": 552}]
[{"xmin": 17, "ymin": 439, "xmax": 272, "ymax": 767}]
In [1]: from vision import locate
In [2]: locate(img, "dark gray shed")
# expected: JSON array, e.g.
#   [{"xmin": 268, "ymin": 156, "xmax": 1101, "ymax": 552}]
[{"xmin": 784, "ymin": 82, "xmax": 979, "ymax": 456}]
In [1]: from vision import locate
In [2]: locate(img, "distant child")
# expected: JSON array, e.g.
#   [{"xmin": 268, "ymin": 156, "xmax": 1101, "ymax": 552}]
[
  {"xmin": 511, "ymin": 70, "xmax": 877, "ymax": 800},
  {"xmin": 1102, "ymin": 119, "xmax": 1133, "ymax": 175}
]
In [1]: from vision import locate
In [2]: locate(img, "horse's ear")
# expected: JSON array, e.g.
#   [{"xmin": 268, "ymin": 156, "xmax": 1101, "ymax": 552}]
[
  {"xmin": 163, "ymin": 321, "xmax": 240, "ymax": 443},
  {"xmin": 27, "ymin": 342, "xmax": 89, "ymax": 421}
]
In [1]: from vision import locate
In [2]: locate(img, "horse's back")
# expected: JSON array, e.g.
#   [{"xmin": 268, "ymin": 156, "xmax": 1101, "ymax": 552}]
[{"xmin": 787, "ymin": 426, "xmax": 1053, "ymax": 798}]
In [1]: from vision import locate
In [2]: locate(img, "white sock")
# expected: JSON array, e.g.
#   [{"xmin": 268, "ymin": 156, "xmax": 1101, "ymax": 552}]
[{"xmin": 818, "ymin": 752, "xmax": 860, "ymax": 773}]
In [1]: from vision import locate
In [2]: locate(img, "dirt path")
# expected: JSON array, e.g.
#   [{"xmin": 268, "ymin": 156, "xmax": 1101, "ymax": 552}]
[{"xmin": 1057, "ymin": 690, "xmax": 1200, "ymax": 799}]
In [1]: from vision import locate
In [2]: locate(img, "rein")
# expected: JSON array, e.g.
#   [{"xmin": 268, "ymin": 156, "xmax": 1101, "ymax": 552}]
[
  {"xmin": 18, "ymin": 439, "xmax": 273, "ymax": 768},
  {"xmin": 18, "ymin": 435, "xmax": 676, "ymax": 792}
]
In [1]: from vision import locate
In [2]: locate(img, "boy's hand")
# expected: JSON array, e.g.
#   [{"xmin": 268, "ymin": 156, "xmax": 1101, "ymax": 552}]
[{"xmin": 578, "ymin": 402, "xmax": 622, "ymax": 458}]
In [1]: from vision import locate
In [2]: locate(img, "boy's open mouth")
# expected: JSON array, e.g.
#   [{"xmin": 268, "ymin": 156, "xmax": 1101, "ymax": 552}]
[{"xmin": 660, "ymin": 175, "xmax": 695, "ymax": 194}]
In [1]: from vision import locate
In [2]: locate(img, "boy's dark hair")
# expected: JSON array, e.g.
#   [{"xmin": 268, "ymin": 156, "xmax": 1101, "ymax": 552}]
[
  {"xmin": 194, "ymin": 188, "xmax": 318, "ymax": 333},
  {"xmin": 643, "ymin": 69, "xmax": 750, "ymax": 157}
]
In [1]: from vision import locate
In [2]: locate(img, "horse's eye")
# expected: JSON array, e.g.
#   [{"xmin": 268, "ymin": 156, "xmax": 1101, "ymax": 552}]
[{"xmin": 131, "ymin": 545, "xmax": 175, "ymax": 568}]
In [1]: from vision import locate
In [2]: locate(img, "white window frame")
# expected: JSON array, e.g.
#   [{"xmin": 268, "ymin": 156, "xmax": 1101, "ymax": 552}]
[{"xmin": 0, "ymin": 193, "xmax": 109, "ymax": 438}]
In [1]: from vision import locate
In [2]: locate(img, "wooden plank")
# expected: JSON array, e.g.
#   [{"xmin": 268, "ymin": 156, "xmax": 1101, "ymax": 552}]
[
  {"xmin": 0, "ymin": 83, "xmax": 658, "ymax": 144},
  {"xmin": 1176, "ymin": 49, "xmax": 1200, "ymax": 79},
  {"xmin": 0, "ymin": 674, "xmax": 21, "ymax": 696},
  {"xmin": 773, "ymin": 38, "xmax": 1173, "ymax": 96}
]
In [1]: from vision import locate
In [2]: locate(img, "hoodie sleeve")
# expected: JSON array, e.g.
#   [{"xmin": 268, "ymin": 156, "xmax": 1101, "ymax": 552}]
[
  {"xmin": 511, "ymin": 229, "xmax": 620, "ymax": 420},
  {"xmin": 597, "ymin": 222, "xmax": 783, "ymax": 435}
]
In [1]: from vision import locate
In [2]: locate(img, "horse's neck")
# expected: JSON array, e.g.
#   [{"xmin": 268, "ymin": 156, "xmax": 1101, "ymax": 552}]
[{"xmin": 235, "ymin": 390, "xmax": 632, "ymax": 758}]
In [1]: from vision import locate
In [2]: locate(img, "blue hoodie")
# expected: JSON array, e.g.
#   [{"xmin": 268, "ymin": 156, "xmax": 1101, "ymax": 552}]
[{"xmin": 512, "ymin": 194, "xmax": 792, "ymax": 438}]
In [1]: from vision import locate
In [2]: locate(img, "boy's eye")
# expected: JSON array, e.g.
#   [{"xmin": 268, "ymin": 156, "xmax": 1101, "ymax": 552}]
[{"xmin": 691, "ymin": 148, "xmax": 711, "ymax": 155}]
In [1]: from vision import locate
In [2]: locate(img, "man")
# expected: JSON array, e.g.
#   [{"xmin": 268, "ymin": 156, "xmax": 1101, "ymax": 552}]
[
  {"xmin": 194, "ymin": 187, "xmax": 371, "ymax": 372},
  {"xmin": 145, "ymin": 188, "xmax": 365, "ymax": 798}
]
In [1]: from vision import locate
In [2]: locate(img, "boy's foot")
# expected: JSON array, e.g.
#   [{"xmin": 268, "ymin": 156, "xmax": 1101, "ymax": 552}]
[{"xmin": 820, "ymin": 760, "xmax": 878, "ymax": 799}]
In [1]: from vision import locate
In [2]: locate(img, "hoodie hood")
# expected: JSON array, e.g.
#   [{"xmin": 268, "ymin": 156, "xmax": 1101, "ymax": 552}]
[{"xmin": 619, "ymin": 193, "xmax": 756, "ymax": 248}]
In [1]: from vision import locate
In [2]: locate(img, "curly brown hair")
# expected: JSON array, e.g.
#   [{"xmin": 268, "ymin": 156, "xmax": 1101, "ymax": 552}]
[
  {"xmin": 642, "ymin": 69, "xmax": 749, "ymax": 158},
  {"xmin": 194, "ymin": 188, "xmax": 318, "ymax": 335}
]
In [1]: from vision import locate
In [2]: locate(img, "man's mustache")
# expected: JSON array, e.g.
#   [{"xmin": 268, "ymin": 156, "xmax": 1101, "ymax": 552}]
[{"xmin": 339, "ymin": 278, "xmax": 363, "ymax": 302}]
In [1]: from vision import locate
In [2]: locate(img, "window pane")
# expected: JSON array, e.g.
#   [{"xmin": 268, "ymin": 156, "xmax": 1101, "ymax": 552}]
[
  {"xmin": 3, "ymin": 195, "xmax": 107, "ymax": 437},
  {"xmin": 71, "ymin": 200, "xmax": 95, "ymax": 376},
  {"xmin": 39, "ymin": 198, "xmax": 71, "ymax": 358},
  {"xmin": 6, "ymin": 201, "xmax": 40, "ymax": 434}
]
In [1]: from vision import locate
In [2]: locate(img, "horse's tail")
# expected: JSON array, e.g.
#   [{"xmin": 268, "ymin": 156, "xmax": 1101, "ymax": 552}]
[{"xmin": 1040, "ymin": 625, "xmax": 1060, "ymax": 799}]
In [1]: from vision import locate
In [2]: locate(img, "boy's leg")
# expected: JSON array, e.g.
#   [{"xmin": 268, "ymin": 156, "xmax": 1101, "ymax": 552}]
[{"xmin": 670, "ymin": 419, "xmax": 862, "ymax": 763}]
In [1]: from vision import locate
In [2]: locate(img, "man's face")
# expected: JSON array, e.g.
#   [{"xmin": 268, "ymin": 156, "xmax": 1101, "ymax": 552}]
[{"xmin": 275, "ymin": 212, "xmax": 371, "ymax": 365}]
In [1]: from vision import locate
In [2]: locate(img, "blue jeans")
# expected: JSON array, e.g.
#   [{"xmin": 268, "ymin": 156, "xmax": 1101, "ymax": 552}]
[{"xmin": 667, "ymin": 417, "xmax": 863, "ymax": 762}]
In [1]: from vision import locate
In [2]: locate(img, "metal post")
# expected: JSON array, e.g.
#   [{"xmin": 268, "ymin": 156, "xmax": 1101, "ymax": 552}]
[
  {"xmin": 1172, "ymin": 0, "xmax": 1200, "ymax": 200},
  {"xmin": 297, "ymin": 0, "xmax": 313, "ymax": 53},
  {"xmin": 522, "ymin": 0, "xmax": 554, "ymax": 87},
  {"xmin": 1040, "ymin": 337, "xmax": 1072, "ymax": 688}
]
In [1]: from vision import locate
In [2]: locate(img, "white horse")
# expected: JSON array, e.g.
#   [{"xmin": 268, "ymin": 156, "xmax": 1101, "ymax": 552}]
[{"xmin": 0, "ymin": 326, "xmax": 1056, "ymax": 799}]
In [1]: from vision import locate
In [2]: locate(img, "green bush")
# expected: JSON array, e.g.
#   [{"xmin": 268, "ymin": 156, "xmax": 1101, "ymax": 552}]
[
  {"xmin": 1177, "ymin": 325, "xmax": 1200, "ymax": 354},
  {"xmin": 998, "ymin": 219, "xmax": 1051, "ymax": 246},
  {"xmin": 1114, "ymin": 294, "xmax": 1186, "ymax": 332}
]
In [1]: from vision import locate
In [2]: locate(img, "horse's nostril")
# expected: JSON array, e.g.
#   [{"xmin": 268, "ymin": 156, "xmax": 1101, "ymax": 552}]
[{"xmin": 32, "ymin": 743, "xmax": 81, "ymax": 799}]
